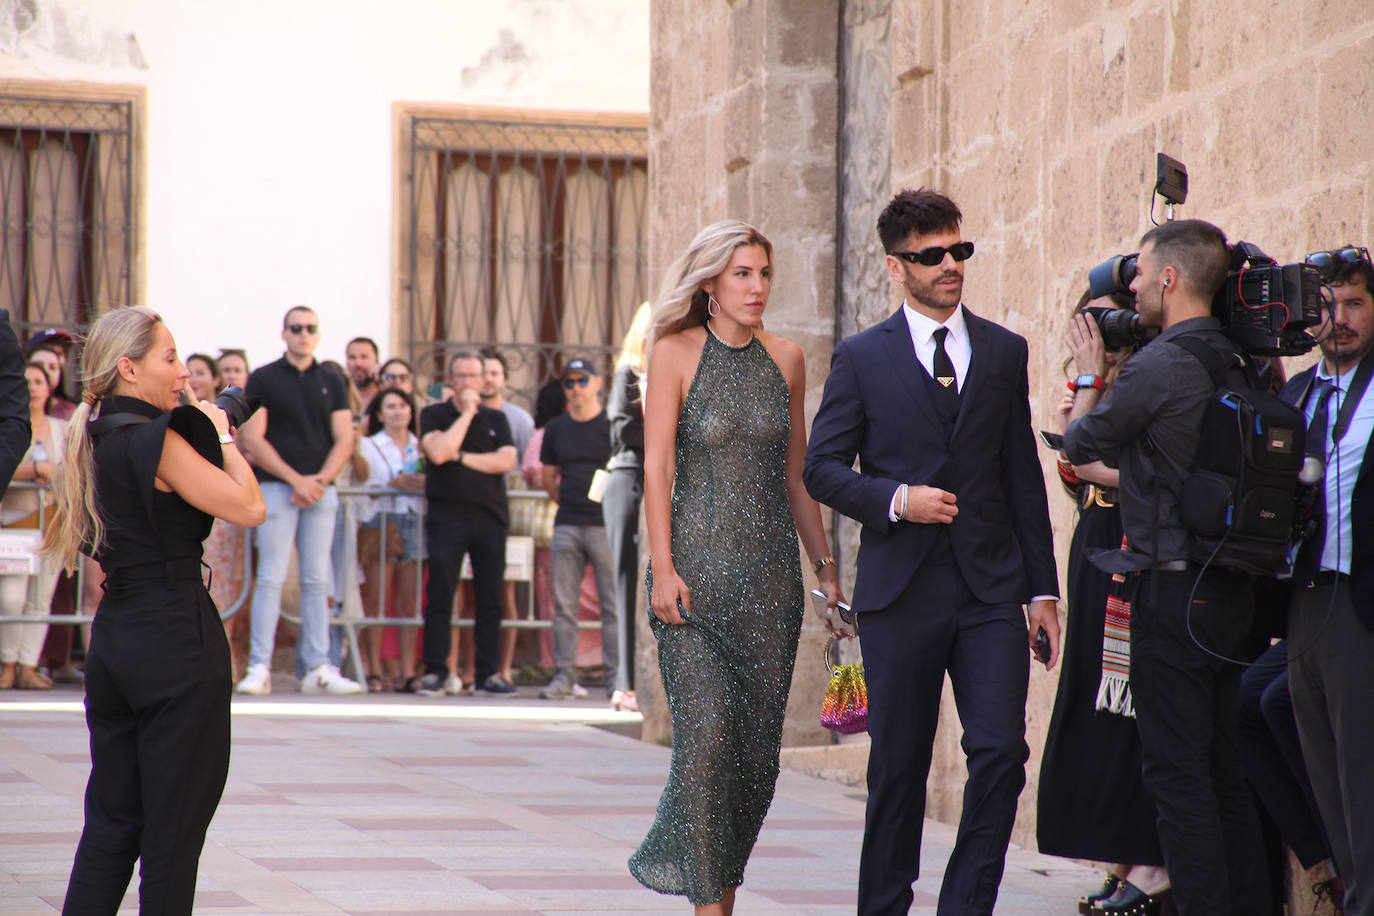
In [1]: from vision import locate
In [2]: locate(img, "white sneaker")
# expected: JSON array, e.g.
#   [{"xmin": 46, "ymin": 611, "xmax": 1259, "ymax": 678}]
[
  {"xmin": 300, "ymin": 664, "xmax": 363, "ymax": 695},
  {"xmin": 235, "ymin": 663, "xmax": 271, "ymax": 695},
  {"xmin": 444, "ymin": 674, "xmax": 470, "ymax": 696},
  {"xmin": 540, "ymin": 674, "xmax": 589, "ymax": 700}
]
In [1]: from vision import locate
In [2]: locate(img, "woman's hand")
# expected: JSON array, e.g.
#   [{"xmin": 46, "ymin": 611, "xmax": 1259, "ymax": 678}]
[
  {"xmin": 651, "ymin": 567, "xmax": 690, "ymax": 626},
  {"xmin": 815, "ymin": 564, "xmax": 850, "ymax": 632},
  {"xmin": 195, "ymin": 400, "xmax": 231, "ymax": 438},
  {"xmin": 390, "ymin": 472, "xmax": 426, "ymax": 490},
  {"xmin": 1065, "ymin": 312, "xmax": 1107, "ymax": 377},
  {"xmin": 1055, "ymin": 390, "xmax": 1075, "ymax": 434}
]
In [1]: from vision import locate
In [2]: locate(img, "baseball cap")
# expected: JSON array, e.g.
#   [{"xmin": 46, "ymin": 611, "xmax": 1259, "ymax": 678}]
[
  {"xmin": 28, "ymin": 328, "xmax": 76, "ymax": 352},
  {"xmin": 560, "ymin": 358, "xmax": 596, "ymax": 378}
]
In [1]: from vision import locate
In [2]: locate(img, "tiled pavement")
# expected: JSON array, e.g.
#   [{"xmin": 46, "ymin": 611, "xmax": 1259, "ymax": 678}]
[{"xmin": 0, "ymin": 690, "xmax": 1096, "ymax": 914}]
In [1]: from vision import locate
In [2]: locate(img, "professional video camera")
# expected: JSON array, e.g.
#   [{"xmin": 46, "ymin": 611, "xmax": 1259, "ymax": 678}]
[{"xmin": 1083, "ymin": 155, "xmax": 1324, "ymax": 357}]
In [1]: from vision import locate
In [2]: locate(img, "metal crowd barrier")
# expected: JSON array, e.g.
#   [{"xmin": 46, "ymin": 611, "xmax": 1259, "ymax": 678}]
[{"xmin": 0, "ymin": 481, "xmax": 600, "ymax": 686}]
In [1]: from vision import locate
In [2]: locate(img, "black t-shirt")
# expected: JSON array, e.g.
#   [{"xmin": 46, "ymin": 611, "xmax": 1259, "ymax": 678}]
[
  {"xmin": 420, "ymin": 400, "xmax": 513, "ymax": 526},
  {"xmin": 245, "ymin": 356, "xmax": 350, "ymax": 483},
  {"xmin": 540, "ymin": 410, "xmax": 611, "ymax": 526}
]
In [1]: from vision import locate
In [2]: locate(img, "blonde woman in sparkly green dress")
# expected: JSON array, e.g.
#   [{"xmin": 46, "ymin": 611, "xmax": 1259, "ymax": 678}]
[{"xmin": 630, "ymin": 220, "xmax": 846, "ymax": 914}]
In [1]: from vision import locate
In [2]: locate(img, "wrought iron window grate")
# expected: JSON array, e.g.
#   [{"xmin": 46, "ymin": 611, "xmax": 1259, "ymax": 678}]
[
  {"xmin": 0, "ymin": 93, "xmax": 135, "ymax": 344},
  {"xmin": 405, "ymin": 114, "xmax": 648, "ymax": 401}
]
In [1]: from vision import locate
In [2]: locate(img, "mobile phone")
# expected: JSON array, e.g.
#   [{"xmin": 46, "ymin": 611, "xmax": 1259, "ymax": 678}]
[
  {"xmin": 427, "ymin": 381, "xmax": 446, "ymax": 401},
  {"xmin": 1034, "ymin": 626, "xmax": 1051, "ymax": 664},
  {"xmin": 810, "ymin": 588, "xmax": 854, "ymax": 626},
  {"xmin": 1038, "ymin": 430, "xmax": 1065, "ymax": 451}
]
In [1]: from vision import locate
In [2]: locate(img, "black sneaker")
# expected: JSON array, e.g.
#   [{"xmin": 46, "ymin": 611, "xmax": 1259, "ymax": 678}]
[
  {"xmin": 476, "ymin": 674, "xmax": 519, "ymax": 698},
  {"xmin": 414, "ymin": 673, "xmax": 446, "ymax": 697}
]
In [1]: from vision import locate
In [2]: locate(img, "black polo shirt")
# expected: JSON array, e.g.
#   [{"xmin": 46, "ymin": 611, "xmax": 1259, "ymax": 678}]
[
  {"xmin": 246, "ymin": 356, "xmax": 350, "ymax": 484},
  {"xmin": 419, "ymin": 400, "xmax": 513, "ymax": 526}
]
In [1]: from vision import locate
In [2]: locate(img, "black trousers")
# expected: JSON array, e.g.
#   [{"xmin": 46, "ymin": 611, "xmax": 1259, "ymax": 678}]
[
  {"xmin": 64, "ymin": 574, "xmax": 231, "ymax": 915},
  {"xmin": 423, "ymin": 512, "xmax": 504, "ymax": 683},
  {"xmin": 601, "ymin": 467, "xmax": 642, "ymax": 694},
  {"xmin": 1289, "ymin": 579, "xmax": 1374, "ymax": 916},
  {"xmin": 1129, "ymin": 567, "xmax": 1269, "ymax": 915},
  {"xmin": 1236, "ymin": 640, "xmax": 1330, "ymax": 870},
  {"xmin": 856, "ymin": 557, "xmax": 1029, "ymax": 916}
]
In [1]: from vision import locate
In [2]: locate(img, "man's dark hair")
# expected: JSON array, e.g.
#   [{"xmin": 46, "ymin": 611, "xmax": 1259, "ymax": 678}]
[
  {"xmin": 347, "ymin": 336, "xmax": 379, "ymax": 359},
  {"xmin": 479, "ymin": 346, "xmax": 509, "ymax": 377},
  {"xmin": 1139, "ymin": 219, "xmax": 1230, "ymax": 298},
  {"xmin": 282, "ymin": 305, "xmax": 317, "ymax": 328},
  {"xmin": 877, "ymin": 188, "xmax": 963, "ymax": 253},
  {"xmin": 448, "ymin": 349, "xmax": 483, "ymax": 373},
  {"xmin": 1330, "ymin": 243, "xmax": 1374, "ymax": 297}
]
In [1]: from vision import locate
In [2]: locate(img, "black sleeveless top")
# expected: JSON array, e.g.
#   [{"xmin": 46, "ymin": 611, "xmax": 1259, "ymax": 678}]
[{"xmin": 90, "ymin": 396, "xmax": 221, "ymax": 572}]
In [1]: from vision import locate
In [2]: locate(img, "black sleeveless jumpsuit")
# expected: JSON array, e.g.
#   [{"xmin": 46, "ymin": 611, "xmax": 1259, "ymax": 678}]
[{"xmin": 63, "ymin": 397, "xmax": 232, "ymax": 915}]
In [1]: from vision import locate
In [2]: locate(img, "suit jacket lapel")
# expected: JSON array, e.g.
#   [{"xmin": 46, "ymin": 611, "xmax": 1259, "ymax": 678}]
[
  {"xmin": 879, "ymin": 309, "xmax": 943, "ymax": 433},
  {"xmin": 951, "ymin": 308, "xmax": 990, "ymax": 440}
]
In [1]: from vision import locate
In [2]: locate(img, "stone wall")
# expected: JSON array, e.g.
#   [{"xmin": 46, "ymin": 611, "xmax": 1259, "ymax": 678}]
[
  {"xmin": 649, "ymin": 0, "xmax": 1374, "ymax": 851},
  {"xmin": 642, "ymin": 0, "xmax": 841, "ymax": 748}
]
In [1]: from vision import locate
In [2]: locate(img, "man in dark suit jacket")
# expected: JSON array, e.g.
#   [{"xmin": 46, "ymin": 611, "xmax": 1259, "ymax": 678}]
[
  {"xmin": 1281, "ymin": 247, "xmax": 1374, "ymax": 915},
  {"xmin": 804, "ymin": 189, "xmax": 1059, "ymax": 916},
  {"xmin": 0, "ymin": 311, "xmax": 32, "ymax": 495}
]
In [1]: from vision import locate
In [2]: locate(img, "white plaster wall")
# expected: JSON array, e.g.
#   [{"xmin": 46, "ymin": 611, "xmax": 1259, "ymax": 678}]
[{"xmin": 0, "ymin": 0, "xmax": 649, "ymax": 368}]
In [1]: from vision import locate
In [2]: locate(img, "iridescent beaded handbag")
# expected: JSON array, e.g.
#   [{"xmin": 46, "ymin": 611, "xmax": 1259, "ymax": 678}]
[{"xmin": 819, "ymin": 633, "xmax": 868, "ymax": 735}]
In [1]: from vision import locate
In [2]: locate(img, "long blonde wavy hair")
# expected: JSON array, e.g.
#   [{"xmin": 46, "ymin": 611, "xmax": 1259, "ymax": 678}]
[
  {"xmin": 645, "ymin": 220, "xmax": 772, "ymax": 366},
  {"xmin": 42, "ymin": 306, "xmax": 166, "ymax": 572}
]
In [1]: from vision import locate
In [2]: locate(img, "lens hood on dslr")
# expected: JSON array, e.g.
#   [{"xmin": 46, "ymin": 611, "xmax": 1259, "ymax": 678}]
[{"xmin": 214, "ymin": 386, "xmax": 261, "ymax": 428}]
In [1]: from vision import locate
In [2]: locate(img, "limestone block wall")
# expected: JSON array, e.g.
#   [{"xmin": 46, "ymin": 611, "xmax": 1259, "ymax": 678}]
[
  {"xmin": 643, "ymin": 0, "xmax": 842, "ymax": 748},
  {"xmin": 649, "ymin": 0, "xmax": 1374, "ymax": 850}
]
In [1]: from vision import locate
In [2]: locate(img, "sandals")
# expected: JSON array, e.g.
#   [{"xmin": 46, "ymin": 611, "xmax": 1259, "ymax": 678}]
[
  {"xmin": 0, "ymin": 663, "xmax": 13, "ymax": 690},
  {"xmin": 397, "ymin": 674, "xmax": 425, "ymax": 694},
  {"xmin": 15, "ymin": 665, "xmax": 52, "ymax": 690},
  {"xmin": 365, "ymin": 674, "xmax": 386, "ymax": 693},
  {"xmin": 610, "ymin": 690, "xmax": 639, "ymax": 712}
]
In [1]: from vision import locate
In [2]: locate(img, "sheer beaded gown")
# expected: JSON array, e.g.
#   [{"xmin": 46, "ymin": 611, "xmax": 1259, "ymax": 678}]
[{"xmin": 630, "ymin": 329, "xmax": 803, "ymax": 905}]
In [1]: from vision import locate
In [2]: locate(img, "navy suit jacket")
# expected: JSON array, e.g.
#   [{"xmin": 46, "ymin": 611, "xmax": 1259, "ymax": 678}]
[
  {"xmin": 1280, "ymin": 363, "xmax": 1374, "ymax": 629},
  {"xmin": 803, "ymin": 307, "xmax": 1058, "ymax": 611}
]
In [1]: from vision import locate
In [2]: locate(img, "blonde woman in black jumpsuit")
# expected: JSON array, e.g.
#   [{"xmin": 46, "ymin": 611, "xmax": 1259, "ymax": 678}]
[{"xmin": 44, "ymin": 306, "xmax": 265, "ymax": 914}]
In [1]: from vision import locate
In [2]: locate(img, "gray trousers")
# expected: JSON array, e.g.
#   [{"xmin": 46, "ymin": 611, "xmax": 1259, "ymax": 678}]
[
  {"xmin": 1290, "ymin": 578, "xmax": 1374, "ymax": 916},
  {"xmin": 551, "ymin": 523, "xmax": 617, "ymax": 687}
]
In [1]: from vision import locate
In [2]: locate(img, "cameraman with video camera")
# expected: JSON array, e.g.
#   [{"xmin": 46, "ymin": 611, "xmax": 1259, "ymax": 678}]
[
  {"xmin": 1062, "ymin": 219, "xmax": 1268, "ymax": 915},
  {"xmin": 1281, "ymin": 245, "xmax": 1374, "ymax": 915}
]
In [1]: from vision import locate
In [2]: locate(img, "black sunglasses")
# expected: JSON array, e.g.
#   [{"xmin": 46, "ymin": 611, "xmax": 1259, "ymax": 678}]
[
  {"xmin": 381, "ymin": 371, "xmax": 411, "ymax": 383},
  {"xmin": 562, "ymin": 377, "xmax": 591, "ymax": 389},
  {"xmin": 287, "ymin": 323, "xmax": 319, "ymax": 335},
  {"xmin": 1305, "ymin": 246, "xmax": 1371, "ymax": 279},
  {"xmin": 891, "ymin": 242, "xmax": 975, "ymax": 266}
]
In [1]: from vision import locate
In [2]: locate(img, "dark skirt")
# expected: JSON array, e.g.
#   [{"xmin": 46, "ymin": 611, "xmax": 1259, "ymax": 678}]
[{"xmin": 1037, "ymin": 497, "xmax": 1164, "ymax": 865}]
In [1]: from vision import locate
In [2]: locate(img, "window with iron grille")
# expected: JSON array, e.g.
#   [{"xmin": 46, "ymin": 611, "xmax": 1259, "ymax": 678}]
[
  {"xmin": 396, "ymin": 106, "xmax": 648, "ymax": 403},
  {"xmin": 0, "ymin": 85, "xmax": 140, "ymax": 345}
]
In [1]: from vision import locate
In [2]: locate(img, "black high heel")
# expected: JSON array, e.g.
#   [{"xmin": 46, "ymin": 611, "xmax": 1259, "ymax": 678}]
[
  {"xmin": 1091, "ymin": 880, "xmax": 1172, "ymax": 916},
  {"xmin": 1079, "ymin": 874, "xmax": 1121, "ymax": 915}
]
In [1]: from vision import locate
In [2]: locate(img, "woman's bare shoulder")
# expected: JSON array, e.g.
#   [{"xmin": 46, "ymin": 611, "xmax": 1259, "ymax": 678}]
[{"xmin": 755, "ymin": 330, "xmax": 805, "ymax": 380}]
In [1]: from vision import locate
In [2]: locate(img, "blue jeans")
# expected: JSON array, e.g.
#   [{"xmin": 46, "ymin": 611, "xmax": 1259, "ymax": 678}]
[{"xmin": 249, "ymin": 482, "xmax": 338, "ymax": 671}]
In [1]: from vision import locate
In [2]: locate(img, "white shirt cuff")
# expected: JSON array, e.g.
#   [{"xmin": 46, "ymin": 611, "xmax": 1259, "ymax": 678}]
[{"xmin": 1029, "ymin": 594, "xmax": 1058, "ymax": 604}]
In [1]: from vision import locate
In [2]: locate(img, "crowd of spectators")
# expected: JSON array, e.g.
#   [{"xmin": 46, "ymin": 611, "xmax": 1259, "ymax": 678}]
[{"xmin": 0, "ymin": 306, "xmax": 642, "ymax": 705}]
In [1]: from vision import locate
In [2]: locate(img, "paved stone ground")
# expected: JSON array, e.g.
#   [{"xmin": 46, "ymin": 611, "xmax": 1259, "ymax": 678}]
[{"xmin": 0, "ymin": 688, "xmax": 1096, "ymax": 914}]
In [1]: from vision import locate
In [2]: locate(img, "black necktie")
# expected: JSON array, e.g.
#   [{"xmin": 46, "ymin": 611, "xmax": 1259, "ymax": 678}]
[
  {"xmin": 932, "ymin": 326, "xmax": 958, "ymax": 405},
  {"xmin": 1294, "ymin": 377, "xmax": 1335, "ymax": 585}
]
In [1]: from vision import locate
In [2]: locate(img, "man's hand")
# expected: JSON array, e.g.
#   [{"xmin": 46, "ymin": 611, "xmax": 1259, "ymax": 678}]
[
  {"xmin": 290, "ymin": 474, "xmax": 326, "ymax": 507},
  {"xmin": 1055, "ymin": 390, "xmax": 1075, "ymax": 434},
  {"xmin": 457, "ymin": 388, "xmax": 480, "ymax": 416},
  {"xmin": 903, "ymin": 486, "xmax": 958, "ymax": 524},
  {"xmin": 1027, "ymin": 598, "xmax": 1061, "ymax": 671}
]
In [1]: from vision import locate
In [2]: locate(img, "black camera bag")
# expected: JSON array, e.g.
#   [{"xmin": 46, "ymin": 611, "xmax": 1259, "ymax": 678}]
[{"xmin": 1168, "ymin": 336, "xmax": 1306, "ymax": 576}]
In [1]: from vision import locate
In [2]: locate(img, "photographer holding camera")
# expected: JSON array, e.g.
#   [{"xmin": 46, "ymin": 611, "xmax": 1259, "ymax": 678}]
[
  {"xmin": 1281, "ymin": 245, "xmax": 1374, "ymax": 915},
  {"xmin": 1062, "ymin": 219, "xmax": 1268, "ymax": 915}
]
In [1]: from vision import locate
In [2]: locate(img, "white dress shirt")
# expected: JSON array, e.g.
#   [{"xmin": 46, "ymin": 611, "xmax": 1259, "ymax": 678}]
[{"xmin": 1309, "ymin": 361, "xmax": 1374, "ymax": 575}]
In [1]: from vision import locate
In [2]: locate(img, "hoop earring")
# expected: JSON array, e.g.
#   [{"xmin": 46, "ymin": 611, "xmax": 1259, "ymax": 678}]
[{"xmin": 707, "ymin": 295, "xmax": 721, "ymax": 318}]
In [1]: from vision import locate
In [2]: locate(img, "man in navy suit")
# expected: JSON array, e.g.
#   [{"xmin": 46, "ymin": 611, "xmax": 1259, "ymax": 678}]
[
  {"xmin": 1282, "ymin": 246, "xmax": 1374, "ymax": 915},
  {"xmin": 804, "ymin": 188, "xmax": 1060, "ymax": 915}
]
